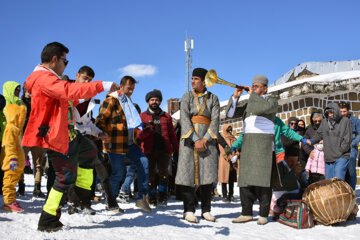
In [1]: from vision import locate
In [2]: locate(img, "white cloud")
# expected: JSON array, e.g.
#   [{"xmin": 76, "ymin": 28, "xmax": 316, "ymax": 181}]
[{"xmin": 118, "ymin": 64, "xmax": 157, "ymax": 77}]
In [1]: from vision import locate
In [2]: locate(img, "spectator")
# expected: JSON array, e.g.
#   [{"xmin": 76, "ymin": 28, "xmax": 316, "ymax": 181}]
[{"xmin": 310, "ymin": 103, "xmax": 351, "ymax": 180}]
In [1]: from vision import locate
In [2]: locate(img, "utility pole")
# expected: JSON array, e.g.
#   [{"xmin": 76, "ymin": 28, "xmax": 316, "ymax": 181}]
[{"xmin": 185, "ymin": 36, "xmax": 194, "ymax": 92}]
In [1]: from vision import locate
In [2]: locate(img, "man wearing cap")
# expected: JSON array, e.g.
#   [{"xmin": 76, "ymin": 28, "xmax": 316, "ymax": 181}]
[
  {"xmin": 137, "ymin": 89, "xmax": 178, "ymax": 207},
  {"xmin": 175, "ymin": 68, "xmax": 220, "ymax": 223},
  {"xmin": 226, "ymin": 75, "xmax": 279, "ymax": 225}
]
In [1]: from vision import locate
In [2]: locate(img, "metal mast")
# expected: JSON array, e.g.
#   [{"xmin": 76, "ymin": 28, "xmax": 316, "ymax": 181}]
[{"xmin": 185, "ymin": 36, "xmax": 194, "ymax": 92}]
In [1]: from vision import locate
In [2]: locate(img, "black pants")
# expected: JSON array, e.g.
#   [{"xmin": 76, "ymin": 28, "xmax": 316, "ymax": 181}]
[
  {"xmin": 222, "ymin": 165, "xmax": 237, "ymax": 197},
  {"xmin": 182, "ymin": 184, "xmax": 212, "ymax": 214},
  {"xmin": 240, "ymin": 186, "xmax": 272, "ymax": 217}
]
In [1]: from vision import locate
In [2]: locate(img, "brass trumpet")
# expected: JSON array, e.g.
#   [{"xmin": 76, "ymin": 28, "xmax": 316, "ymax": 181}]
[{"xmin": 205, "ymin": 69, "xmax": 249, "ymax": 91}]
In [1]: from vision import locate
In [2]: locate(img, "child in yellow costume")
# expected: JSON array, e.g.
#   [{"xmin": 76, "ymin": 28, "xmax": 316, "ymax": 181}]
[{"xmin": 1, "ymin": 104, "xmax": 26, "ymax": 212}]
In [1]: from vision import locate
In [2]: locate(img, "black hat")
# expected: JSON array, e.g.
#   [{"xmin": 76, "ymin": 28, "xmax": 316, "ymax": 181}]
[
  {"xmin": 145, "ymin": 89, "xmax": 162, "ymax": 102},
  {"xmin": 192, "ymin": 68, "xmax": 208, "ymax": 81}
]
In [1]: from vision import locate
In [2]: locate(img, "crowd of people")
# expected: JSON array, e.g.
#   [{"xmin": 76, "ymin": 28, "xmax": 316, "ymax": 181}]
[{"xmin": 0, "ymin": 41, "xmax": 358, "ymax": 232}]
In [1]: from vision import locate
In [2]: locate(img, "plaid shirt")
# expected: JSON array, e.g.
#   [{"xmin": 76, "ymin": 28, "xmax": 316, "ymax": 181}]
[{"xmin": 95, "ymin": 94, "xmax": 137, "ymax": 153}]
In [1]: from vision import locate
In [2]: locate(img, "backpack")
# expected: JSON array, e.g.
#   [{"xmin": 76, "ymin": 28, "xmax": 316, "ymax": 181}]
[{"xmin": 274, "ymin": 200, "xmax": 314, "ymax": 229}]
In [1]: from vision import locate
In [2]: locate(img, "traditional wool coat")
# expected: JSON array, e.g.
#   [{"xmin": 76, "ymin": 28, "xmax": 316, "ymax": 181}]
[
  {"xmin": 175, "ymin": 90, "xmax": 220, "ymax": 187},
  {"xmin": 218, "ymin": 124, "xmax": 237, "ymax": 183},
  {"xmin": 226, "ymin": 92, "xmax": 280, "ymax": 188}
]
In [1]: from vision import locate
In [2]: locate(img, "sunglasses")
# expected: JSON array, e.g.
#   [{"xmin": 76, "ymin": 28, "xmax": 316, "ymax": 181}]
[
  {"xmin": 60, "ymin": 57, "xmax": 69, "ymax": 66},
  {"xmin": 314, "ymin": 120, "xmax": 322, "ymax": 123},
  {"xmin": 290, "ymin": 122, "xmax": 297, "ymax": 126}
]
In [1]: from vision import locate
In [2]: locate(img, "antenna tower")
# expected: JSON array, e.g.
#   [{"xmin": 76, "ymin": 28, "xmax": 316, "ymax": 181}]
[{"xmin": 184, "ymin": 36, "xmax": 194, "ymax": 92}]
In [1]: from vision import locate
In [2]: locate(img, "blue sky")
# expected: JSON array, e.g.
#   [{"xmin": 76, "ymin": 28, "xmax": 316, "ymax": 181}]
[{"xmin": 0, "ymin": 0, "xmax": 359, "ymax": 113}]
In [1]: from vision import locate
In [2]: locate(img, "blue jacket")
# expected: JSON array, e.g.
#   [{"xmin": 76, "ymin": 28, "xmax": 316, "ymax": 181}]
[{"xmin": 350, "ymin": 115, "xmax": 360, "ymax": 147}]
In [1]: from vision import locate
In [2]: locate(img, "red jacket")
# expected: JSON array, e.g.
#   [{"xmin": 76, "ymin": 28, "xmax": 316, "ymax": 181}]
[
  {"xmin": 137, "ymin": 109, "xmax": 179, "ymax": 155},
  {"xmin": 22, "ymin": 65, "xmax": 105, "ymax": 154}
]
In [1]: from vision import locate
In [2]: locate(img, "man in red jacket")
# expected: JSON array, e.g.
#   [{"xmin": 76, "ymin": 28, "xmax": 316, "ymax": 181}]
[
  {"xmin": 22, "ymin": 42, "xmax": 119, "ymax": 232},
  {"xmin": 138, "ymin": 89, "xmax": 179, "ymax": 207}
]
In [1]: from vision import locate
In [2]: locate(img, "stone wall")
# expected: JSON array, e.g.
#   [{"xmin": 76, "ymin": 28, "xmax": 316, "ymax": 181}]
[{"xmin": 220, "ymin": 91, "xmax": 360, "ymax": 135}]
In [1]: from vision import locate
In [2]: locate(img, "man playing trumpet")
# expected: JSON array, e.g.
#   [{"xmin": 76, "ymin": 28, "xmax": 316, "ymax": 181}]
[{"xmin": 226, "ymin": 75, "xmax": 280, "ymax": 225}]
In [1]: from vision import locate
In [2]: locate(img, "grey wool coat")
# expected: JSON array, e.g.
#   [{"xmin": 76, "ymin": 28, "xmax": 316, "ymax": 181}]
[
  {"xmin": 175, "ymin": 90, "xmax": 220, "ymax": 187},
  {"xmin": 226, "ymin": 93, "xmax": 280, "ymax": 188}
]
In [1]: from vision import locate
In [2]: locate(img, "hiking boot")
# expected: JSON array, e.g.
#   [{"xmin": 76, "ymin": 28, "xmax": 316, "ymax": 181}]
[
  {"xmin": 184, "ymin": 212, "xmax": 198, "ymax": 223},
  {"xmin": 202, "ymin": 212, "xmax": 216, "ymax": 222},
  {"xmin": 2, "ymin": 201, "xmax": 24, "ymax": 212},
  {"xmin": 135, "ymin": 195, "xmax": 152, "ymax": 212},
  {"xmin": 81, "ymin": 205, "xmax": 96, "ymax": 215},
  {"xmin": 17, "ymin": 181, "xmax": 25, "ymax": 196},
  {"xmin": 232, "ymin": 215, "xmax": 253, "ymax": 223},
  {"xmin": 257, "ymin": 216, "xmax": 268, "ymax": 225},
  {"xmin": 117, "ymin": 192, "xmax": 130, "ymax": 204},
  {"xmin": 33, "ymin": 183, "xmax": 45, "ymax": 198}
]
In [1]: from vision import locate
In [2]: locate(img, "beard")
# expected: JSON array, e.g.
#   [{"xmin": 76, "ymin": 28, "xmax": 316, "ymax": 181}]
[{"xmin": 149, "ymin": 103, "xmax": 159, "ymax": 111}]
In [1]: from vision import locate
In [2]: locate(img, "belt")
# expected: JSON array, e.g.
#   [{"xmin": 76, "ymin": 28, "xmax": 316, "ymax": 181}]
[{"xmin": 191, "ymin": 115, "xmax": 211, "ymax": 125}]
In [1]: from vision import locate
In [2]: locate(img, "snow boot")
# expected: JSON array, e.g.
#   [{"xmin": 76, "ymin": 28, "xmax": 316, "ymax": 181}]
[
  {"xmin": 17, "ymin": 180, "xmax": 25, "ymax": 196},
  {"xmin": 135, "ymin": 195, "xmax": 152, "ymax": 212},
  {"xmin": 38, "ymin": 210, "xmax": 63, "ymax": 232},
  {"xmin": 33, "ymin": 183, "xmax": 45, "ymax": 198}
]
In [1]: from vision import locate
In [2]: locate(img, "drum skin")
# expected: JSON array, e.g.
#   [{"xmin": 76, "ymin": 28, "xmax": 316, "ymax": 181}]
[{"xmin": 302, "ymin": 178, "xmax": 358, "ymax": 225}]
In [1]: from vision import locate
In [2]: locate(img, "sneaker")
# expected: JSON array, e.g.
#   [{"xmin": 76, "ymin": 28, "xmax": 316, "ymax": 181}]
[
  {"xmin": 222, "ymin": 197, "xmax": 230, "ymax": 203},
  {"xmin": 2, "ymin": 201, "xmax": 24, "ymax": 212},
  {"xmin": 135, "ymin": 195, "xmax": 152, "ymax": 212},
  {"xmin": 228, "ymin": 196, "xmax": 238, "ymax": 203},
  {"xmin": 184, "ymin": 212, "xmax": 198, "ymax": 223},
  {"xmin": 81, "ymin": 205, "xmax": 96, "ymax": 215},
  {"xmin": 257, "ymin": 216, "xmax": 268, "ymax": 225},
  {"xmin": 117, "ymin": 192, "xmax": 130, "ymax": 204},
  {"xmin": 157, "ymin": 200, "xmax": 167, "ymax": 208},
  {"xmin": 106, "ymin": 205, "xmax": 125, "ymax": 213},
  {"xmin": 202, "ymin": 212, "xmax": 216, "ymax": 222},
  {"xmin": 232, "ymin": 215, "xmax": 253, "ymax": 223}
]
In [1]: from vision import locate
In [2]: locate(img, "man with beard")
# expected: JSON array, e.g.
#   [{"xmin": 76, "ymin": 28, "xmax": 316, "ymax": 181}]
[
  {"xmin": 310, "ymin": 103, "xmax": 351, "ymax": 180},
  {"xmin": 175, "ymin": 68, "xmax": 220, "ymax": 223},
  {"xmin": 339, "ymin": 102, "xmax": 360, "ymax": 190},
  {"xmin": 137, "ymin": 89, "xmax": 178, "ymax": 207}
]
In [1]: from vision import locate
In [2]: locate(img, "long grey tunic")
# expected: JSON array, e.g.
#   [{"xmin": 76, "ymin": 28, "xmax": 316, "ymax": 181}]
[
  {"xmin": 226, "ymin": 93, "xmax": 279, "ymax": 188},
  {"xmin": 175, "ymin": 90, "xmax": 220, "ymax": 187}
]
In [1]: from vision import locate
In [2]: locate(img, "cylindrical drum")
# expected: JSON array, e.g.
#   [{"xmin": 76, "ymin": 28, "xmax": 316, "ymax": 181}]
[{"xmin": 302, "ymin": 177, "xmax": 357, "ymax": 225}]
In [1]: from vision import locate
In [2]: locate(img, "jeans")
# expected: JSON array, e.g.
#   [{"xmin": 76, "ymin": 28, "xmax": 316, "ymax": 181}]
[
  {"xmin": 120, "ymin": 164, "xmax": 137, "ymax": 194},
  {"xmin": 347, "ymin": 147, "xmax": 358, "ymax": 190},
  {"xmin": 108, "ymin": 144, "xmax": 148, "ymax": 199},
  {"xmin": 325, "ymin": 157, "xmax": 349, "ymax": 180}
]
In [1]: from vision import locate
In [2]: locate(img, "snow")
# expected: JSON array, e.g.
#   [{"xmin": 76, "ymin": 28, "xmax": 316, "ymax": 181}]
[
  {"xmin": 219, "ymin": 70, "xmax": 360, "ymax": 107},
  {"xmin": 271, "ymin": 60, "xmax": 360, "ymax": 87},
  {"xmin": 0, "ymin": 174, "xmax": 359, "ymax": 240}
]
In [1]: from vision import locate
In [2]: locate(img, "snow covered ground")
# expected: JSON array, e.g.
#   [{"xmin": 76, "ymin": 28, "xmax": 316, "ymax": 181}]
[{"xmin": 0, "ymin": 174, "xmax": 359, "ymax": 240}]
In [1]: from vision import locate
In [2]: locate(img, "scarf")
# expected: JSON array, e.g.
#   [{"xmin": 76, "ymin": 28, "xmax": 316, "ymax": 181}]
[{"xmin": 117, "ymin": 91, "xmax": 143, "ymax": 131}]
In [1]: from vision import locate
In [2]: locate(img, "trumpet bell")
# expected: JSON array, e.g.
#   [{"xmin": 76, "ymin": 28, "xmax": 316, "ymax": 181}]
[{"xmin": 205, "ymin": 69, "xmax": 218, "ymax": 88}]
